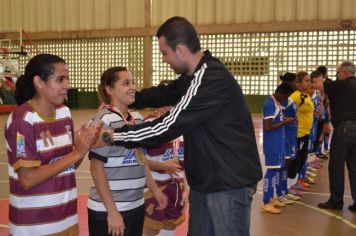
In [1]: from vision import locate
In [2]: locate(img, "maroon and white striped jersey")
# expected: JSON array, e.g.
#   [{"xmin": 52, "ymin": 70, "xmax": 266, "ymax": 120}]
[{"xmin": 5, "ymin": 102, "xmax": 78, "ymax": 236}]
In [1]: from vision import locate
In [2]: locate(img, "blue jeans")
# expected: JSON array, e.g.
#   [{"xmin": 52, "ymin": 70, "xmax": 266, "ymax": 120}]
[{"xmin": 188, "ymin": 185, "xmax": 256, "ymax": 236}]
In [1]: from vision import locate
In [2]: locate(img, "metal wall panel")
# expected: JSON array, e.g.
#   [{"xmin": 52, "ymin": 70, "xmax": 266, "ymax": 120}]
[{"xmin": 0, "ymin": 0, "xmax": 355, "ymax": 33}]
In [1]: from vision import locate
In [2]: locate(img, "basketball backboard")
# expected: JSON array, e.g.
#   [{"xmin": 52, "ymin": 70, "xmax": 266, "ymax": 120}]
[{"xmin": 0, "ymin": 28, "xmax": 25, "ymax": 55}]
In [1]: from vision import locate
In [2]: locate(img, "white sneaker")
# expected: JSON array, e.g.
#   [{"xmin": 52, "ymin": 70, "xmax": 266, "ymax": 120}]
[
  {"xmin": 278, "ymin": 196, "xmax": 295, "ymax": 205},
  {"xmin": 307, "ymin": 166, "xmax": 318, "ymax": 173},
  {"xmin": 306, "ymin": 170, "xmax": 317, "ymax": 177},
  {"xmin": 285, "ymin": 193, "xmax": 301, "ymax": 201}
]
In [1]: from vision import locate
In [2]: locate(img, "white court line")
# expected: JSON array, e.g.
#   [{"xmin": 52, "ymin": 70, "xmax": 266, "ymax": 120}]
[
  {"xmin": 0, "ymin": 224, "xmax": 8, "ymax": 229},
  {"xmin": 256, "ymin": 190, "xmax": 356, "ymax": 229},
  {"xmin": 257, "ymin": 188, "xmax": 352, "ymax": 198},
  {"xmin": 295, "ymin": 201, "xmax": 356, "ymax": 229}
]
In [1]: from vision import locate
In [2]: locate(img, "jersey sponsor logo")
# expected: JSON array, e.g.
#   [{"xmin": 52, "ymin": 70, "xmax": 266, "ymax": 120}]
[
  {"xmin": 162, "ymin": 149, "xmax": 173, "ymax": 161},
  {"xmin": 122, "ymin": 150, "xmax": 138, "ymax": 165},
  {"xmin": 177, "ymin": 147, "xmax": 184, "ymax": 161},
  {"xmin": 161, "ymin": 147, "xmax": 184, "ymax": 161},
  {"xmin": 16, "ymin": 132, "xmax": 26, "ymax": 158}
]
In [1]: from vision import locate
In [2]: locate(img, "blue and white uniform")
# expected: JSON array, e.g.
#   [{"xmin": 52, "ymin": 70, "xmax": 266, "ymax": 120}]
[
  {"xmin": 263, "ymin": 96, "xmax": 285, "ymax": 168},
  {"xmin": 281, "ymin": 98, "xmax": 298, "ymax": 160},
  {"xmin": 262, "ymin": 95, "xmax": 286, "ymax": 204}
]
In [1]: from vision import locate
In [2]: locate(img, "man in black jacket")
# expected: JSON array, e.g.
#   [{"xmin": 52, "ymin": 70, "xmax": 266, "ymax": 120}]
[
  {"xmin": 314, "ymin": 61, "xmax": 356, "ymax": 212},
  {"xmin": 99, "ymin": 16, "xmax": 262, "ymax": 236}
]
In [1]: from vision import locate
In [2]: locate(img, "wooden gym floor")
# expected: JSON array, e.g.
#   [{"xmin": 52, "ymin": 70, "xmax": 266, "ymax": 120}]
[{"xmin": 0, "ymin": 109, "xmax": 355, "ymax": 236}]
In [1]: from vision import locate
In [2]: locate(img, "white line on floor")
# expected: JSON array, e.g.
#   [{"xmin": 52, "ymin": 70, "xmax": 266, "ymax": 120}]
[{"xmin": 295, "ymin": 201, "xmax": 356, "ymax": 229}]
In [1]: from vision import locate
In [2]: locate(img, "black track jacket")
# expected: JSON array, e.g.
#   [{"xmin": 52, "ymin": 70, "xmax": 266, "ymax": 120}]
[{"xmin": 113, "ymin": 50, "xmax": 262, "ymax": 193}]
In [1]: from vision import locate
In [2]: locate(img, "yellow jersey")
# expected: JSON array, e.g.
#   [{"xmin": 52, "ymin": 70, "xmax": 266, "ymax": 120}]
[{"xmin": 290, "ymin": 90, "xmax": 314, "ymax": 137}]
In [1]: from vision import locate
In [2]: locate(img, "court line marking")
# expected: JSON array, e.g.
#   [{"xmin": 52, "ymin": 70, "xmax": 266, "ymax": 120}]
[
  {"xmin": 256, "ymin": 188, "xmax": 352, "ymax": 198},
  {"xmin": 294, "ymin": 201, "xmax": 356, "ymax": 229},
  {"xmin": 0, "ymin": 224, "xmax": 8, "ymax": 229},
  {"xmin": 256, "ymin": 190, "xmax": 356, "ymax": 229}
]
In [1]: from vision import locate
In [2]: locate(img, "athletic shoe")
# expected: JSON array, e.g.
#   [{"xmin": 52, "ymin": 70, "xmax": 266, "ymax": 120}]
[
  {"xmin": 348, "ymin": 203, "xmax": 356, "ymax": 212},
  {"xmin": 304, "ymin": 176, "xmax": 316, "ymax": 185},
  {"xmin": 306, "ymin": 170, "xmax": 317, "ymax": 178},
  {"xmin": 272, "ymin": 198, "xmax": 286, "ymax": 207},
  {"xmin": 309, "ymin": 162, "xmax": 321, "ymax": 169},
  {"xmin": 285, "ymin": 193, "xmax": 301, "ymax": 201},
  {"xmin": 323, "ymin": 151, "xmax": 330, "ymax": 158},
  {"xmin": 318, "ymin": 153, "xmax": 329, "ymax": 160},
  {"xmin": 289, "ymin": 187, "xmax": 303, "ymax": 197},
  {"xmin": 292, "ymin": 183, "xmax": 306, "ymax": 191},
  {"xmin": 307, "ymin": 166, "xmax": 318, "ymax": 172},
  {"xmin": 278, "ymin": 196, "xmax": 295, "ymax": 205},
  {"xmin": 318, "ymin": 200, "xmax": 343, "ymax": 210},
  {"xmin": 297, "ymin": 179, "xmax": 311, "ymax": 188},
  {"xmin": 260, "ymin": 202, "xmax": 282, "ymax": 214}
]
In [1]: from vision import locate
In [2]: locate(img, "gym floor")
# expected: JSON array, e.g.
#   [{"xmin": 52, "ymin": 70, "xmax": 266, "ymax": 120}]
[{"xmin": 0, "ymin": 109, "xmax": 355, "ymax": 236}]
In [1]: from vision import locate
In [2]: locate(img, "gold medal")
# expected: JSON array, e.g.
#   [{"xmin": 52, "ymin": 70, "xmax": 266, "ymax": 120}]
[
  {"xmin": 135, "ymin": 148, "xmax": 146, "ymax": 165},
  {"xmin": 172, "ymin": 156, "xmax": 179, "ymax": 165}
]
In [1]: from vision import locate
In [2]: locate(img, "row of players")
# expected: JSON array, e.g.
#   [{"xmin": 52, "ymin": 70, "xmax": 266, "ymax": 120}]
[{"xmin": 261, "ymin": 68, "xmax": 331, "ymax": 214}]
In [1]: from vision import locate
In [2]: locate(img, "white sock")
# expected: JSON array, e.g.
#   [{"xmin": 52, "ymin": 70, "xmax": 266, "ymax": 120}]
[
  {"xmin": 287, "ymin": 176, "xmax": 298, "ymax": 189},
  {"xmin": 159, "ymin": 229, "xmax": 175, "ymax": 236}
]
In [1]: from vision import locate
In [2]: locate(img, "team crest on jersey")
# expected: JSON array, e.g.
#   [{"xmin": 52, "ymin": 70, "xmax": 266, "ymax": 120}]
[{"xmin": 16, "ymin": 132, "xmax": 26, "ymax": 157}]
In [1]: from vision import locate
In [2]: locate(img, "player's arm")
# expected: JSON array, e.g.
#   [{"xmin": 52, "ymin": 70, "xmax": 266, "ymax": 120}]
[
  {"xmin": 90, "ymin": 158, "xmax": 125, "ymax": 236},
  {"xmin": 17, "ymin": 126, "xmax": 95, "ymax": 190}
]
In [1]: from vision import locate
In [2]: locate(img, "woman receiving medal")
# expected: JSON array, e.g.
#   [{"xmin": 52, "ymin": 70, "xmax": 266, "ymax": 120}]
[{"xmin": 87, "ymin": 66, "xmax": 167, "ymax": 236}]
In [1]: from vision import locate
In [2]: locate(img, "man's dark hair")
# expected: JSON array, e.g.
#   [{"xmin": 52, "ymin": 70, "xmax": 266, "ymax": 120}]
[
  {"xmin": 275, "ymin": 82, "xmax": 295, "ymax": 95},
  {"xmin": 156, "ymin": 16, "xmax": 201, "ymax": 53},
  {"xmin": 310, "ymin": 70, "xmax": 322, "ymax": 79},
  {"xmin": 317, "ymin": 65, "xmax": 328, "ymax": 76}
]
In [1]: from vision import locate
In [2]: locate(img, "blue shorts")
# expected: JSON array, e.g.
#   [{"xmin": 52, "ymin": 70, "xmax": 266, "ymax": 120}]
[
  {"xmin": 285, "ymin": 128, "xmax": 297, "ymax": 159},
  {"xmin": 265, "ymin": 153, "xmax": 285, "ymax": 169}
]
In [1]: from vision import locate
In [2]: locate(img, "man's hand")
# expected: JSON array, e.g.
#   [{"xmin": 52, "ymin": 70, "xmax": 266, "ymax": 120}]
[{"xmin": 162, "ymin": 159, "xmax": 182, "ymax": 175}]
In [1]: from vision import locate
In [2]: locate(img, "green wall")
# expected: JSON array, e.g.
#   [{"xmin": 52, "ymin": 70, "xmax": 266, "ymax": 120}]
[{"xmin": 244, "ymin": 95, "xmax": 268, "ymax": 113}]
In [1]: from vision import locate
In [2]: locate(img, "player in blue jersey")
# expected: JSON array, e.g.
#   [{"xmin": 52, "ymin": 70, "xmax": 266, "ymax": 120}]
[{"xmin": 261, "ymin": 82, "xmax": 295, "ymax": 214}]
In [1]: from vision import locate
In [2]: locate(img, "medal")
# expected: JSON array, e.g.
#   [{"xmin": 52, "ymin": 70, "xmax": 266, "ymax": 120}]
[
  {"xmin": 135, "ymin": 148, "xmax": 146, "ymax": 165},
  {"xmin": 105, "ymin": 105, "xmax": 146, "ymax": 165}
]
